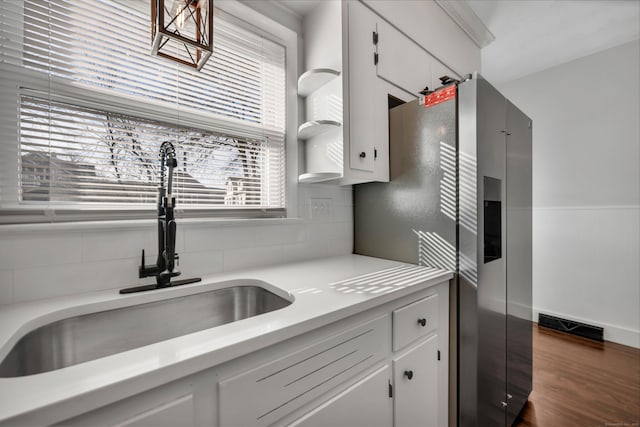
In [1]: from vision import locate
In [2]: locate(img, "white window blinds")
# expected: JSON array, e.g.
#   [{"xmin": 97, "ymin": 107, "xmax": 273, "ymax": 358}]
[{"xmin": 0, "ymin": 0, "xmax": 286, "ymax": 221}]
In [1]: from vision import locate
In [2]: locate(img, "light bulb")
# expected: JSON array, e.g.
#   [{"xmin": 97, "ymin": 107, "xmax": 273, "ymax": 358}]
[{"xmin": 173, "ymin": 0, "xmax": 187, "ymax": 29}]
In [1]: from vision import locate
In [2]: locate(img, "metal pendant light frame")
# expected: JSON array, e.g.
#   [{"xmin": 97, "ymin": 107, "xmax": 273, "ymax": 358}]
[{"xmin": 151, "ymin": 0, "xmax": 213, "ymax": 70}]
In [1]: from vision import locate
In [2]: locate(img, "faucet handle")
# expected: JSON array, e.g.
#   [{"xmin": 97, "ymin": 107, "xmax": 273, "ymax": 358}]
[{"xmin": 138, "ymin": 249, "xmax": 159, "ymax": 278}]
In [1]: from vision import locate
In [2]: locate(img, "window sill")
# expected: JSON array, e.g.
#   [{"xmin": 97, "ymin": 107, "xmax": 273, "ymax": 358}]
[{"xmin": 0, "ymin": 217, "xmax": 305, "ymax": 235}]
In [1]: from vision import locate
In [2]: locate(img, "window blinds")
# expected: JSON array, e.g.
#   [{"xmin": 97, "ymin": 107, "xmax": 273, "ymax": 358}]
[{"xmin": 0, "ymin": 0, "xmax": 286, "ymax": 220}]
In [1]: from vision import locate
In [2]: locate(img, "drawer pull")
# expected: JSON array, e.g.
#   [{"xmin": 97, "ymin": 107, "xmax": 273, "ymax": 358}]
[
  {"xmin": 417, "ymin": 318, "xmax": 427, "ymax": 327},
  {"xmin": 404, "ymin": 370, "xmax": 414, "ymax": 380}
]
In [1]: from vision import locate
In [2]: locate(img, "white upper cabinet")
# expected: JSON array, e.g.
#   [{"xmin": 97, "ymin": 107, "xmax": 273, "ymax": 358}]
[
  {"xmin": 345, "ymin": 0, "xmax": 379, "ymax": 176},
  {"xmin": 362, "ymin": 0, "xmax": 481, "ymax": 76},
  {"xmin": 375, "ymin": 18, "xmax": 432, "ymax": 95},
  {"xmin": 298, "ymin": 0, "xmax": 478, "ymax": 185},
  {"xmin": 299, "ymin": 0, "xmax": 386, "ymax": 184}
]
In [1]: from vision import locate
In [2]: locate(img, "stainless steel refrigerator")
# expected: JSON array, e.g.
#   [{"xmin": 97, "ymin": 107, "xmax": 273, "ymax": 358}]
[{"xmin": 354, "ymin": 73, "xmax": 532, "ymax": 427}]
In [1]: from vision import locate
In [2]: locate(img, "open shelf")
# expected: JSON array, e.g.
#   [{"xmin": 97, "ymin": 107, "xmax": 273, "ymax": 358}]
[
  {"xmin": 297, "ymin": 120, "xmax": 341, "ymax": 140},
  {"xmin": 298, "ymin": 172, "xmax": 342, "ymax": 184},
  {"xmin": 297, "ymin": 68, "xmax": 341, "ymax": 96}
]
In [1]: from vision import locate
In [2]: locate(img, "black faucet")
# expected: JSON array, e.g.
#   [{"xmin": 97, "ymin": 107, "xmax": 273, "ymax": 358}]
[{"xmin": 120, "ymin": 142, "xmax": 201, "ymax": 294}]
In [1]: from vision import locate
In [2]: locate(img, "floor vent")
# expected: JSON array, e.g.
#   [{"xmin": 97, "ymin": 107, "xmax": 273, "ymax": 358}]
[{"xmin": 538, "ymin": 313, "xmax": 604, "ymax": 342}]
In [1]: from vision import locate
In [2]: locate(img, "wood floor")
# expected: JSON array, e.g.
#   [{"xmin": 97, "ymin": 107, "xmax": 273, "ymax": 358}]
[{"xmin": 513, "ymin": 324, "xmax": 640, "ymax": 427}]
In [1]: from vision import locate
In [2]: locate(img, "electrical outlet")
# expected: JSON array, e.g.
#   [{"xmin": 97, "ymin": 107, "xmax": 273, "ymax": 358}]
[{"xmin": 310, "ymin": 198, "xmax": 333, "ymax": 219}]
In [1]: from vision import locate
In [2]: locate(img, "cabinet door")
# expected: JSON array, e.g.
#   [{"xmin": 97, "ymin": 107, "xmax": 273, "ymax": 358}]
[
  {"xmin": 346, "ymin": 0, "xmax": 378, "ymax": 174},
  {"xmin": 219, "ymin": 315, "xmax": 389, "ymax": 427},
  {"xmin": 57, "ymin": 393, "xmax": 198, "ymax": 427},
  {"xmin": 506, "ymin": 100, "xmax": 533, "ymax": 426},
  {"xmin": 376, "ymin": 18, "xmax": 432, "ymax": 96},
  {"xmin": 289, "ymin": 365, "xmax": 393, "ymax": 427},
  {"xmin": 53, "ymin": 371, "xmax": 214, "ymax": 427},
  {"xmin": 393, "ymin": 335, "xmax": 439, "ymax": 427}
]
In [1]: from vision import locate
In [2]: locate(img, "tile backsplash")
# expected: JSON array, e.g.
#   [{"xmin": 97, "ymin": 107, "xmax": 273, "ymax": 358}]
[{"xmin": 0, "ymin": 185, "xmax": 353, "ymax": 305}]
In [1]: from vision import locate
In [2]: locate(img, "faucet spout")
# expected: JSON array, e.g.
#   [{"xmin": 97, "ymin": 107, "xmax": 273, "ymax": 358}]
[{"xmin": 155, "ymin": 141, "xmax": 180, "ymax": 287}]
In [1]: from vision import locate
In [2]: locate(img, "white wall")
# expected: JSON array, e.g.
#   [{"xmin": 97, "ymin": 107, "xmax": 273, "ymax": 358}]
[
  {"xmin": 499, "ymin": 40, "xmax": 640, "ymax": 347},
  {"xmin": 0, "ymin": 185, "xmax": 353, "ymax": 305}
]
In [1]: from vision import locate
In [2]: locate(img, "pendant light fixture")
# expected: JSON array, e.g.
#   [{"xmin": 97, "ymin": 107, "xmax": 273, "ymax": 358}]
[{"xmin": 151, "ymin": 0, "xmax": 213, "ymax": 70}]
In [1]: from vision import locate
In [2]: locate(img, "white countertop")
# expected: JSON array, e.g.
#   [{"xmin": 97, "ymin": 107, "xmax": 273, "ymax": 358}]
[{"xmin": 0, "ymin": 254, "xmax": 452, "ymax": 423}]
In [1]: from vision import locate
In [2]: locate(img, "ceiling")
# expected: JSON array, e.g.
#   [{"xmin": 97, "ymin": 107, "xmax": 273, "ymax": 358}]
[
  {"xmin": 276, "ymin": 0, "xmax": 321, "ymax": 17},
  {"xmin": 467, "ymin": 0, "xmax": 640, "ymax": 84},
  {"xmin": 276, "ymin": 0, "xmax": 640, "ymax": 85}
]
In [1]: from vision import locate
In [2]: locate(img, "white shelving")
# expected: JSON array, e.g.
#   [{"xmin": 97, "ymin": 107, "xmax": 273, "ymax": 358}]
[
  {"xmin": 297, "ymin": 66, "xmax": 343, "ymax": 183},
  {"xmin": 297, "ymin": 68, "xmax": 340, "ymax": 96},
  {"xmin": 298, "ymin": 172, "xmax": 342, "ymax": 184},
  {"xmin": 297, "ymin": 120, "xmax": 341, "ymax": 140}
]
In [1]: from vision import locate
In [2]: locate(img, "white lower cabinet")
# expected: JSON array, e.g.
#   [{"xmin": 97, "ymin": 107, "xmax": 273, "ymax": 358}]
[
  {"xmin": 56, "ymin": 373, "xmax": 214, "ymax": 427},
  {"xmin": 38, "ymin": 281, "xmax": 448, "ymax": 427},
  {"xmin": 393, "ymin": 335, "xmax": 439, "ymax": 427},
  {"xmin": 288, "ymin": 365, "xmax": 393, "ymax": 427},
  {"xmin": 218, "ymin": 315, "xmax": 390, "ymax": 427},
  {"xmin": 107, "ymin": 395, "xmax": 195, "ymax": 427},
  {"xmin": 218, "ymin": 281, "xmax": 448, "ymax": 427}
]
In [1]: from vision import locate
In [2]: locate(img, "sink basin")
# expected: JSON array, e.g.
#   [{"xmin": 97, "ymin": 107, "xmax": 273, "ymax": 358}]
[{"xmin": 0, "ymin": 283, "xmax": 292, "ymax": 377}]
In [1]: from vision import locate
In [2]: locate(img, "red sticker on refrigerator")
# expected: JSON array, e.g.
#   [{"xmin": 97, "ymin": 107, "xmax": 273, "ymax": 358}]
[{"xmin": 423, "ymin": 85, "xmax": 457, "ymax": 108}]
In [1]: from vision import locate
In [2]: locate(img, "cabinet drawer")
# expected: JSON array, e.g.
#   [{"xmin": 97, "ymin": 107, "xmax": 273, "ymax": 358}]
[
  {"xmin": 219, "ymin": 315, "xmax": 390, "ymax": 427},
  {"xmin": 392, "ymin": 294, "xmax": 438, "ymax": 351}
]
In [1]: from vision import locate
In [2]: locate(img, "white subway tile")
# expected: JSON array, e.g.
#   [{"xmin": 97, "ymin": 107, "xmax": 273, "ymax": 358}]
[
  {"xmin": 14, "ymin": 258, "xmax": 138, "ymax": 303},
  {"xmin": 297, "ymin": 185, "xmax": 310, "ymax": 204},
  {"xmin": 0, "ymin": 270, "xmax": 14, "ymax": 305},
  {"xmin": 331, "ymin": 204, "xmax": 353, "ymax": 222},
  {"xmin": 184, "ymin": 226, "xmax": 255, "ymax": 252},
  {"xmin": 282, "ymin": 241, "xmax": 328, "ymax": 263},
  {"xmin": 327, "ymin": 239, "xmax": 353, "ymax": 256},
  {"xmin": 306, "ymin": 185, "xmax": 338, "ymax": 200},
  {"xmin": 82, "ymin": 230, "xmax": 147, "ymax": 262},
  {"xmin": 178, "ymin": 250, "xmax": 223, "ymax": 278},
  {"xmin": 343, "ymin": 220, "xmax": 354, "ymax": 239},
  {"xmin": 297, "ymin": 202, "xmax": 310, "ymax": 220},
  {"xmin": 253, "ymin": 225, "xmax": 305, "ymax": 246},
  {"xmin": 223, "ymin": 246, "xmax": 283, "ymax": 272},
  {"xmin": 0, "ymin": 233, "xmax": 83, "ymax": 270},
  {"xmin": 341, "ymin": 187, "xmax": 354, "ymax": 206},
  {"xmin": 305, "ymin": 222, "xmax": 349, "ymax": 241}
]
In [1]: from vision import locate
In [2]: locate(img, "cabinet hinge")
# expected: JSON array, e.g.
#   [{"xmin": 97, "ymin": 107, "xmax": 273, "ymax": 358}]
[
  {"xmin": 373, "ymin": 31, "xmax": 379, "ymax": 45},
  {"xmin": 374, "ymin": 52, "xmax": 379, "ymax": 65},
  {"xmin": 437, "ymin": 350, "xmax": 441, "ymax": 361},
  {"xmin": 388, "ymin": 380, "xmax": 393, "ymax": 398}
]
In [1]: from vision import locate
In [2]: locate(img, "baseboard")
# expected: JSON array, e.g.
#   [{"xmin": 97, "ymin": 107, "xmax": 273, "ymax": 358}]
[{"xmin": 533, "ymin": 308, "xmax": 640, "ymax": 349}]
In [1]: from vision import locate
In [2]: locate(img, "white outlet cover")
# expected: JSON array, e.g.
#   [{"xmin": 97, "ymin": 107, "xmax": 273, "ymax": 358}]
[{"xmin": 310, "ymin": 198, "xmax": 333, "ymax": 219}]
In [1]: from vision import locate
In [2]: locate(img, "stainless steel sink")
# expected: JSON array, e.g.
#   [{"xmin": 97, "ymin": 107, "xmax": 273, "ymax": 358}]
[{"xmin": 0, "ymin": 283, "xmax": 292, "ymax": 377}]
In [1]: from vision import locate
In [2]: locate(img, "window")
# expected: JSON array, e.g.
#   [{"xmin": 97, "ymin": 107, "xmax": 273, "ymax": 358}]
[{"xmin": 0, "ymin": 0, "xmax": 287, "ymax": 222}]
